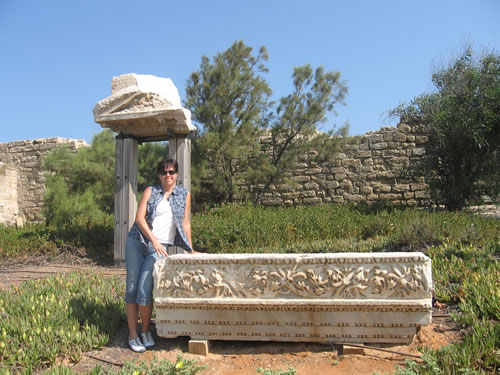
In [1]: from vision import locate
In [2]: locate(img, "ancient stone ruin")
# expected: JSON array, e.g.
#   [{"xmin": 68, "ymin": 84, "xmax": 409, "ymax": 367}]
[
  {"xmin": 154, "ymin": 252, "xmax": 432, "ymax": 346},
  {"xmin": 93, "ymin": 73, "xmax": 196, "ymax": 264},
  {"xmin": 0, "ymin": 138, "xmax": 87, "ymax": 225}
]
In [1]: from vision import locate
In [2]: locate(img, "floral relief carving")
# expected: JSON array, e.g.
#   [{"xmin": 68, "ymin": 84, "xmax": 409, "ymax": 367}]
[{"xmin": 155, "ymin": 260, "xmax": 430, "ymax": 300}]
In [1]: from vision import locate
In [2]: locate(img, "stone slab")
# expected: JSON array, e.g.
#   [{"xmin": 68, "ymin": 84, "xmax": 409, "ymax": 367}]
[
  {"xmin": 93, "ymin": 73, "xmax": 196, "ymax": 138},
  {"xmin": 153, "ymin": 253, "xmax": 432, "ymax": 344}
]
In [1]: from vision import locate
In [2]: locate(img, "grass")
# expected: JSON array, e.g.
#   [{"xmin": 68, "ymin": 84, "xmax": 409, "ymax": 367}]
[{"xmin": 0, "ymin": 203, "xmax": 498, "ymax": 374}]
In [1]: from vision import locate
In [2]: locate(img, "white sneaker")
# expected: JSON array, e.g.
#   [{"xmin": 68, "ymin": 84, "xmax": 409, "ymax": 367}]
[
  {"xmin": 128, "ymin": 337, "xmax": 146, "ymax": 353},
  {"xmin": 140, "ymin": 332, "xmax": 155, "ymax": 349}
]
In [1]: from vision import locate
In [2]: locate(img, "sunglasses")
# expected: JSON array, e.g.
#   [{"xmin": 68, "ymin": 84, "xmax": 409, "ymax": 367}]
[{"xmin": 160, "ymin": 170, "xmax": 177, "ymax": 176}]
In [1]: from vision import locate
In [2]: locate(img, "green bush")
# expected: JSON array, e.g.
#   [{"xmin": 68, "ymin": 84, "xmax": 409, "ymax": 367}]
[
  {"xmin": 0, "ymin": 272, "xmax": 125, "ymax": 374},
  {"xmin": 0, "ymin": 215, "xmax": 114, "ymax": 262},
  {"xmin": 0, "ymin": 223, "xmax": 57, "ymax": 258},
  {"xmin": 192, "ymin": 203, "xmax": 499, "ymax": 253},
  {"xmin": 390, "ymin": 49, "xmax": 500, "ymax": 211},
  {"xmin": 43, "ymin": 130, "xmax": 116, "ymax": 227}
]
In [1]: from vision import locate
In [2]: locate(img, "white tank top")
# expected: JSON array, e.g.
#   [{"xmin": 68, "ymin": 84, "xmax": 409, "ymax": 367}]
[{"xmin": 151, "ymin": 198, "xmax": 176, "ymax": 244}]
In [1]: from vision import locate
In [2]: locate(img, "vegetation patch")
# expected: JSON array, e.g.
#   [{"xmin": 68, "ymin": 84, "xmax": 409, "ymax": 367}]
[
  {"xmin": 0, "ymin": 272, "xmax": 124, "ymax": 374},
  {"xmin": 0, "ymin": 204, "xmax": 498, "ymax": 374}
]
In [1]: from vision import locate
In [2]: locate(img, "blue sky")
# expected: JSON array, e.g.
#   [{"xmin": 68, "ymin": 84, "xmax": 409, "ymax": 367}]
[{"xmin": 1, "ymin": 0, "xmax": 499, "ymax": 144}]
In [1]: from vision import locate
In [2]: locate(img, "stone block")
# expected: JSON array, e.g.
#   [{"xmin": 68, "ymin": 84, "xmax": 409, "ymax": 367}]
[
  {"xmin": 404, "ymin": 191, "xmax": 415, "ymax": 199},
  {"xmin": 388, "ymin": 157, "xmax": 409, "ymax": 165},
  {"xmin": 366, "ymin": 134, "xmax": 384, "ymax": 143},
  {"xmin": 410, "ymin": 184, "xmax": 427, "ymax": 191},
  {"xmin": 324, "ymin": 181, "xmax": 340, "ymax": 189},
  {"xmin": 93, "ymin": 73, "xmax": 196, "ymax": 138},
  {"xmin": 371, "ymin": 142, "xmax": 388, "ymax": 150},
  {"xmin": 340, "ymin": 180, "xmax": 352, "ymax": 188},
  {"xmin": 363, "ymin": 159, "xmax": 374, "ymax": 166},
  {"xmin": 379, "ymin": 193, "xmax": 402, "ymax": 200},
  {"xmin": 414, "ymin": 191, "xmax": 429, "ymax": 199},
  {"xmin": 360, "ymin": 186, "xmax": 373, "ymax": 195},
  {"xmin": 412, "ymin": 148, "xmax": 426, "ymax": 156},
  {"xmin": 373, "ymin": 184, "xmax": 391, "ymax": 193},
  {"xmin": 392, "ymin": 184, "xmax": 410, "ymax": 193},
  {"xmin": 154, "ymin": 253, "xmax": 432, "ymax": 344},
  {"xmin": 189, "ymin": 340, "xmax": 211, "ymax": 356},
  {"xmin": 383, "ymin": 134, "xmax": 394, "ymax": 142},
  {"xmin": 393, "ymin": 133, "xmax": 407, "ymax": 142},
  {"xmin": 416, "ymin": 136, "xmax": 429, "ymax": 144},
  {"xmin": 277, "ymin": 184, "xmax": 294, "ymax": 192},
  {"xmin": 330, "ymin": 167, "xmax": 346, "ymax": 174},
  {"xmin": 292, "ymin": 176, "xmax": 310, "ymax": 183},
  {"xmin": 342, "ymin": 159, "xmax": 362, "ymax": 168},
  {"xmin": 305, "ymin": 168, "xmax": 322, "ymax": 175},
  {"xmin": 397, "ymin": 123, "xmax": 412, "ymax": 133},
  {"xmin": 282, "ymin": 192, "xmax": 300, "ymax": 199},
  {"xmin": 300, "ymin": 190, "xmax": 316, "ymax": 198},
  {"xmin": 344, "ymin": 194, "xmax": 365, "ymax": 202},
  {"xmin": 357, "ymin": 151, "xmax": 372, "ymax": 158},
  {"xmin": 304, "ymin": 182, "xmax": 319, "ymax": 190}
]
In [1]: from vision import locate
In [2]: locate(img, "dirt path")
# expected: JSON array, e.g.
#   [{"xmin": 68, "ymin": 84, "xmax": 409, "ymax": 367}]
[{"xmin": 1, "ymin": 258, "xmax": 462, "ymax": 375}]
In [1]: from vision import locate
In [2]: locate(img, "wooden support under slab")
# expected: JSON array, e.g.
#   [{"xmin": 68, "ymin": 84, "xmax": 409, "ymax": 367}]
[
  {"xmin": 340, "ymin": 344, "xmax": 365, "ymax": 355},
  {"xmin": 188, "ymin": 339, "xmax": 212, "ymax": 356}
]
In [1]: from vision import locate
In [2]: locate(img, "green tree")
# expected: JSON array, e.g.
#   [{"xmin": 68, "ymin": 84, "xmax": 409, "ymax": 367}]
[
  {"xmin": 42, "ymin": 131, "xmax": 172, "ymax": 225},
  {"xmin": 185, "ymin": 41, "xmax": 350, "ymax": 206},
  {"xmin": 185, "ymin": 40, "xmax": 272, "ymax": 203},
  {"xmin": 391, "ymin": 49, "xmax": 500, "ymax": 211},
  {"xmin": 247, "ymin": 64, "xmax": 349, "ymax": 204},
  {"xmin": 138, "ymin": 141, "xmax": 169, "ymax": 192},
  {"xmin": 43, "ymin": 130, "xmax": 115, "ymax": 225}
]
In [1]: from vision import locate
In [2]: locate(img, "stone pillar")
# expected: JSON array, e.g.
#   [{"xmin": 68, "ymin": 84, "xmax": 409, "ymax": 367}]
[
  {"xmin": 0, "ymin": 162, "xmax": 19, "ymax": 225},
  {"xmin": 167, "ymin": 134, "xmax": 192, "ymax": 255},
  {"xmin": 114, "ymin": 135, "xmax": 138, "ymax": 266},
  {"xmin": 93, "ymin": 73, "xmax": 197, "ymax": 264},
  {"xmin": 168, "ymin": 135, "xmax": 191, "ymax": 192}
]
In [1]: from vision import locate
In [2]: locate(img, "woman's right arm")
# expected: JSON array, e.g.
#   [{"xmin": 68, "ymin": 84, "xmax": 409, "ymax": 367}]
[{"xmin": 135, "ymin": 187, "xmax": 168, "ymax": 257}]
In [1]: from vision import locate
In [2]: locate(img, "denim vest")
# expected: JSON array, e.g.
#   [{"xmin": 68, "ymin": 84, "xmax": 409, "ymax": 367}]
[{"xmin": 128, "ymin": 185, "xmax": 193, "ymax": 252}]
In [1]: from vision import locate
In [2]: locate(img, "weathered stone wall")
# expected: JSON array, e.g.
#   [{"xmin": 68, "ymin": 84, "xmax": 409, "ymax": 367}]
[
  {"xmin": 0, "ymin": 122, "xmax": 429, "ymax": 225},
  {"xmin": 0, "ymin": 138, "xmax": 88, "ymax": 225},
  {"xmin": 241, "ymin": 122, "xmax": 430, "ymax": 207}
]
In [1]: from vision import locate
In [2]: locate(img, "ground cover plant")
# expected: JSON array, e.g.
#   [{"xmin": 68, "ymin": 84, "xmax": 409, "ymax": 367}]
[
  {"xmin": 0, "ymin": 272, "xmax": 124, "ymax": 374},
  {"xmin": 1, "ymin": 203, "xmax": 498, "ymax": 373}
]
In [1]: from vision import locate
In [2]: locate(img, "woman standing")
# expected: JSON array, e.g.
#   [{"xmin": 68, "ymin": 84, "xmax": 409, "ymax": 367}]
[{"xmin": 124, "ymin": 158, "xmax": 194, "ymax": 352}]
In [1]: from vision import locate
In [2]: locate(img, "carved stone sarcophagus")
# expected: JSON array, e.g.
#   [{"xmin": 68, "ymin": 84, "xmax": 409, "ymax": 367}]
[{"xmin": 153, "ymin": 253, "xmax": 432, "ymax": 344}]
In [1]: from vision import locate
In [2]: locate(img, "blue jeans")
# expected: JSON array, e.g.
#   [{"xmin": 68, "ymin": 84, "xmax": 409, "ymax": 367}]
[{"xmin": 124, "ymin": 238, "xmax": 165, "ymax": 306}]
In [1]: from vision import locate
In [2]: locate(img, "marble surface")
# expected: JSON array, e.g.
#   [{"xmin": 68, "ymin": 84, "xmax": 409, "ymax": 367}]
[{"xmin": 154, "ymin": 253, "xmax": 432, "ymax": 344}]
